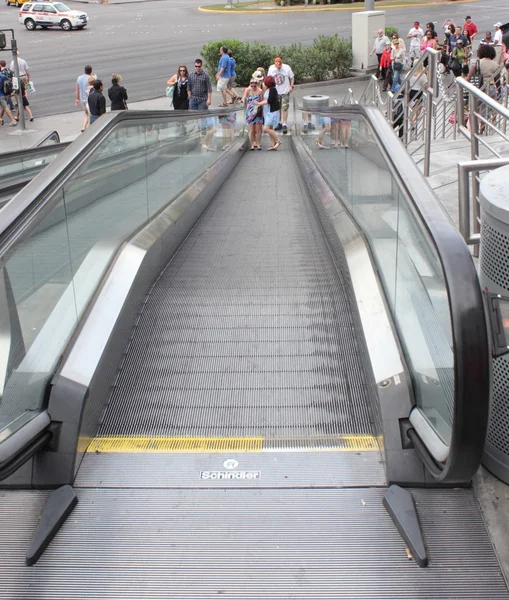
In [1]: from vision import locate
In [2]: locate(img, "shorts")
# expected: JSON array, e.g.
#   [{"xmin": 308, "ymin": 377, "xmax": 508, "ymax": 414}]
[
  {"xmin": 409, "ymin": 46, "xmax": 420, "ymax": 59},
  {"xmin": 279, "ymin": 92, "xmax": 290, "ymax": 112},
  {"xmin": 264, "ymin": 110, "xmax": 280, "ymax": 128},
  {"xmin": 316, "ymin": 115, "xmax": 330, "ymax": 127},
  {"xmin": 227, "ymin": 76, "xmax": 236, "ymax": 89},
  {"xmin": 0, "ymin": 96, "xmax": 9, "ymax": 109},
  {"xmin": 217, "ymin": 77, "xmax": 229, "ymax": 92},
  {"xmin": 201, "ymin": 116, "xmax": 216, "ymax": 129}
]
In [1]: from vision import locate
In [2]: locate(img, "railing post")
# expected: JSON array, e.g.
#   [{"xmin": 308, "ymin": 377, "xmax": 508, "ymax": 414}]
[
  {"xmin": 424, "ymin": 91, "xmax": 433, "ymax": 176},
  {"xmin": 403, "ymin": 79, "xmax": 409, "ymax": 147}
]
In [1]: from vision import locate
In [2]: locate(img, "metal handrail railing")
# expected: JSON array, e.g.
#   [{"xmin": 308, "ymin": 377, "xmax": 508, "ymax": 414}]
[
  {"xmin": 295, "ymin": 103, "xmax": 490, "ymax": 483},
  {"xmin": 455, "ymin": 78, "xmax": 509, "ymax": 249}
]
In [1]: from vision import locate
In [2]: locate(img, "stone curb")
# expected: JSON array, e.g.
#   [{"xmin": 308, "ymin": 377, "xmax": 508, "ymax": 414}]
[{"xmin": 198, "ymin": 0, "xmax": 476, "ymax": 14}]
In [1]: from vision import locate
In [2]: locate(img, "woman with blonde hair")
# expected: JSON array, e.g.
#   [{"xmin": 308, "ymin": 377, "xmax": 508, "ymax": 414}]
[
  {"xmin": 242, "ymin": 78, "xmax": 263, "ymax": 150},
  {"xmin": 108, "ymin": 74, "xmax": 128, "ymax": 111}
]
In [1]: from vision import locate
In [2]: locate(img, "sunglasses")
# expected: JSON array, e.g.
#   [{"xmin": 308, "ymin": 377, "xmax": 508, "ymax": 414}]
[{"xmin": 194, "ymin": 65, "xmax": 202, "ymax": 68}]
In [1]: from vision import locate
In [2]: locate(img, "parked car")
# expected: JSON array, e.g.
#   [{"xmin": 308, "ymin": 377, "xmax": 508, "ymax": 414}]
[
  {"xmin": 6, "ymin": 0, "xmax": 30, "ymax": 8},
  {"xmin": 19, "ymin": 2, "xmax": 88, "ymax": 30}
]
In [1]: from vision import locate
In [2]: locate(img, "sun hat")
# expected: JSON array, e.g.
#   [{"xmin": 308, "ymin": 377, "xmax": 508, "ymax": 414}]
[
  {"xmin": 495, "ymin": 22, "xmax": 503, "ymax": 28},
  {"xmin": 251, "ymin": 70, "xmax": 264, "ymax": 82}
]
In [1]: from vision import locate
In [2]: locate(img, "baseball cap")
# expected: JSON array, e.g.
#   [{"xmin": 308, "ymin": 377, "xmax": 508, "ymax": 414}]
[{"xmin": 495, "ymin": 22, "xmax": 503, "ymax": 28}]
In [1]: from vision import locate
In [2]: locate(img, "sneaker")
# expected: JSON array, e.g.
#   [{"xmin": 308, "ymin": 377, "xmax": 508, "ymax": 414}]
[
  {"xmin": 303, "ymin": 124, "xmax": 308, "ymax": 134},
  {"xmin": 274, "ymin": 123, "xmax": 283, "ymax": 131},
  {"xmin": 282, "ymin": 125, "xmax": 288, "ymax": 135},
  {"xmin": 9, "ymin": 121, "xmax": 17, "ymax": 127}
]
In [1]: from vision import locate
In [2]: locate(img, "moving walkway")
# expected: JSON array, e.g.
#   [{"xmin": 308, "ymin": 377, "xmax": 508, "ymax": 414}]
[{"xmin": 0, "ymin": 107, "xmax": 505, "ymax": 598}]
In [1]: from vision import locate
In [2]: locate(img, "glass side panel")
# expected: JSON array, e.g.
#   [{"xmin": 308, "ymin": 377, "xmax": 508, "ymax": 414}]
[
  {"xmin": 0, "ymin": 110, "xmax": 243, "ymax": 443},
  {"xmin": 0, "ymin": 149, "xmax": 62, "ymax": 185},
  {"xmin": 303, "ymin": 111, "xmax": 454, "ymax": 447},
  {"xmin": 0, "ymin": 190, "xmax": 77, "ymax": 440}
]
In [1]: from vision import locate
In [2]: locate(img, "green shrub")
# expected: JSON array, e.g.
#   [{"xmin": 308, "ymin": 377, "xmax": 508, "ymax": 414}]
[
  {"xmin": 200, "ymin": 35, "xmax": 353, "ymax": 86},
  {"xmin": 385, "ymin": 26, "xmax": 399, "ymax": 39}
]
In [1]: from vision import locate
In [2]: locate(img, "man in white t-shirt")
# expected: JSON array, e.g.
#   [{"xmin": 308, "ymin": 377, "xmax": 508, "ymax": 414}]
[
  {"xmin": 407, "ymin": 21, "xmax": 424, "ymax": 67},
  {"xmin": 10, "ymin": 53, "xmax": 30, "ymax": 81},
  {"xmin": 494, "ymin": 22, "xmax": 504, "ymax": 66},
  {"xmin": 267, "ymin": 57, "xmax": 294, "ymax": 135}
]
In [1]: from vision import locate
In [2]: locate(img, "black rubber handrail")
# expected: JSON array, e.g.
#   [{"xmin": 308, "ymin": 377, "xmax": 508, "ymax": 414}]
[
  {"xmin": 298, "ymin": 104, "xmax": 489, "ymax": 484},
  {"xmin": 0, "ymin": 431, "xmax": 52, "ymax": 481},
  {"xmin": 32, "ymin": 130, "xmax": 61, "ymax": 147}
]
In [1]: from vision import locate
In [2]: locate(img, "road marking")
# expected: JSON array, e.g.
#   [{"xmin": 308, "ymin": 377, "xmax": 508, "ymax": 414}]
[{"xmin": 86, "ymin": 434, "xmax": 379, "ymax": 453}]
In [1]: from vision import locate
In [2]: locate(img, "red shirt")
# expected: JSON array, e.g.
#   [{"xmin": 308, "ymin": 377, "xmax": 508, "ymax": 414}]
[
  {"xmin": 464, "ymin": 21, "xmax": 478, "ymax": 37},
  {"xmin": 380, "ymin": 49, "xmax": 392, "ymax": 68}
]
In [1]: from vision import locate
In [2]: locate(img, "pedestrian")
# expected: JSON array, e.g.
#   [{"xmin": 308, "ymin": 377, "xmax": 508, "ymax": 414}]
[
  {"xmin": 187, "ymin": 59, "xmax": 212, "ymax": 110},
  {"xmin": 0, "ymin": 61, "xmax": 17, "ymax": 127},
  {"xmin": 167, "ymin": 66, "xmax": 190, "ymax": 110},
  {"xmin": 448, "ymin": 27, "xmax": 468, "ymax": 55},
  {"xmin": 10, "ymin": 52, "xmax": 30, "ymax": 83},
  {"xmin": 407, "ymin": 21, "xmax": 424, "ymax": 67},
  {"xmin": 494, "ymin": 22, "xmax": 504, "ymax": 66},
  {"xmin": 254, "ymin": 75, "xmax": 281, "ymax": 151},
  {"xmin": 227, "ymin": 50, "xmax": 241, "ymax": 103},
  {"xmin": 76, "ymin": 64, "xmax": 94, "ymax": 132},
  {"xmin": 450, "ymin": 40, "xmax": 466, "ymax": 76},
  {"xmin": 480, "ymin": 31, "xmax": 494, "ymax": 46},
  {"xmin": 422, "ymin": 30, "xmax": 438, "ymax": 53},
  {"xmin": 392, "ymin": 39, "xmax": 405, "ymax": 91},
  {"xmin": 464, "ymin": 16, "xmax": 478, "ymax": 44},
  {"xmin": 108, "ymin": 74, "xmax": 128, "ymax": 111},
  {"xmin": 370, "ymin": 28, "xmax": 390, "ymax": 78},
  {"xmin": 390, "ymin": 31, "xmax": 406, "ymax": 53},
  {"xmin": 88, "ymin": 79, "xmax": 106, "ymax": 125},
  {"xmin": 242, "ymin": 78, "xmax": 263, "ymax": 150},
  {"xmin": 380, "ymin": 43, "xmax": 393, "ymax": 92},
  {"xmin": 16, "ymin": 77, "xmax": 34, "ymax": 123},
  {"xmin": 267, "ymin": 57, "xmax": 294, "ymax": 135},
  {"xmin": 216, "ymin": 45, "xmax": 231, "ymax": 107},
  {"xmin": 425, "ymin": 22, "xmax": 438, "ymax": 40}
]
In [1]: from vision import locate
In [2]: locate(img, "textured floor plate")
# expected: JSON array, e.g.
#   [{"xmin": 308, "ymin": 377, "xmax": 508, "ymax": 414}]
[
  {"xmin": 75, "ymin": 450, "xmax": 386, "ymax": 488},
  {"xmin": 0, "ymin": 488, "xmax": 507, "ymax": 599}
]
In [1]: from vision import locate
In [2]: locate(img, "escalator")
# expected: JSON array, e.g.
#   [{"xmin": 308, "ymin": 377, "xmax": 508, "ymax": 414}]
[
  {"xmin": 0, "ymin": 107, "xmax": 506, "ymax": 598},
  {"xmin": 0, "ymin": 139, "xmax": 68, "ymax": 207}
]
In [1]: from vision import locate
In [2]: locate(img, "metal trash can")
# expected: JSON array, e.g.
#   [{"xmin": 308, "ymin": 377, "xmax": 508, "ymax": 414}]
[
  {"xmin": 302, "ymin": 95, "xmax": 329, "ymax": 111},
  {"xmin": 479, "ymin": 164, "xmax": 509, "ymax": 484}
]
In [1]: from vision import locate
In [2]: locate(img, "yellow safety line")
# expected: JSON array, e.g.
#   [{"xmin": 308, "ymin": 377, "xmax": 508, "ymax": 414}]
[{"xmin": 86, "ymin": 434, "xmax": 378, "ymax": 453}]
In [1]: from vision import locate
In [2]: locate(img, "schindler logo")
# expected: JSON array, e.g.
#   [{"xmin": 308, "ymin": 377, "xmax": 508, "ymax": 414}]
[{"xmin": 200, "ymin": 470, "xmax": 261, "ymax": 480}]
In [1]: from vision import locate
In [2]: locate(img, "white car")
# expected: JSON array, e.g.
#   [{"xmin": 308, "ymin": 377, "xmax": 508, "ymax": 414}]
[{"xmin": 19, "ymin": 2, "xmax": 88, "ymax": 31}]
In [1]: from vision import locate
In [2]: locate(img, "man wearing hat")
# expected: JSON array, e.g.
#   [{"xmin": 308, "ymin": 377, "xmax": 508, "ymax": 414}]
[
  {"xmin": 267, "ymin": 57, "xmax": 294, "ymax": 135},
  {"xmin": 406, "ymin": 21, "xmax": 424, "ymax": 67},
  {"xmin": 464, "ymin": 16, "xmax": 478, "ymax": 43},
  {"xmin": 494, "ymin": 23, "xmax": 504, "ymax": 65}
]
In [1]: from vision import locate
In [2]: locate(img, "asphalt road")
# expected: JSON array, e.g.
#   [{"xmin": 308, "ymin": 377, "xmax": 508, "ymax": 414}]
[{"xmin": 0, "ymin": 0, "xmax": 506, "ymax": 118}]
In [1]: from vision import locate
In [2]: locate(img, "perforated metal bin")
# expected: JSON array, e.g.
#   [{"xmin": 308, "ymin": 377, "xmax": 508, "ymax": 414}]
[{"xmin": 479, "ymin": 165, "xmax": 509, "ymax": 484}]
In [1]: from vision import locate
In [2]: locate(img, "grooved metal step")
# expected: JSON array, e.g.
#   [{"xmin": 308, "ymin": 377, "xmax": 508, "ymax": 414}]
[
  {"xmin": 0, "ymin": 487, "xmax": 507, "ymax": 599},
  {"xmin": 96, "ymin": 146, "xmax": 379, "ymax": 450}
]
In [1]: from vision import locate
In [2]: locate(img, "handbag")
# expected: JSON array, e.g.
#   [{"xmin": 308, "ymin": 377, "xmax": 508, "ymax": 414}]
[
  {"xmin": 470, "ymin": 60, "xmax": 484, "ymax": 88},
  {"xmin": 166, "ymin": 84, "xmax": 175, "ymax": 107},
  {"xmin": 393, "ymin": 62, "xmax": 403, "ymax": 72},
  {"xmin": 27, "ymin": 80, "xmax": 36, "ymax": 93}
]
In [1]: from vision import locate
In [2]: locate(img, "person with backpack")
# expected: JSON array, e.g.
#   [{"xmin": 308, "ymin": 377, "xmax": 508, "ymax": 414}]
[{"xmin": 0, "ymin": 61, "xmax": 17, "ymax": 127}]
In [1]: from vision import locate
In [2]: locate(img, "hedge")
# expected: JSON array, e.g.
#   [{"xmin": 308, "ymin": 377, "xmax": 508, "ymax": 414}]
[{"xmin": 201, "ymin": 35, "xmax": 353, "ymax": 87}]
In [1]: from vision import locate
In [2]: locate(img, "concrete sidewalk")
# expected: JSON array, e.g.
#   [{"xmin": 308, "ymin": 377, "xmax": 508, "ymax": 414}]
[{"xmin": 0, "ymin": 77, "xmax": 370, "ymax": 153}]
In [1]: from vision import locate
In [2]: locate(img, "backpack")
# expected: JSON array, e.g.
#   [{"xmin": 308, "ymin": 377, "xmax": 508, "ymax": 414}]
[{"xmin": 1, "ymin": 69, "xmax": 13, "ymax": 95}]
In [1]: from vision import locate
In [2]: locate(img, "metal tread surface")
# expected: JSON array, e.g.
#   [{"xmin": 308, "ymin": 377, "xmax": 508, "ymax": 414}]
[
  {"xmin": 96, "ymin": 146, "xmax": 379, "ymax": 448},
  {"xmin": 75, "ymin": 450, "xmax": 386, "ymax": 488},
  {"xmin": 0, "ymin": 487, "xmax": 507, "ymax": 599}
]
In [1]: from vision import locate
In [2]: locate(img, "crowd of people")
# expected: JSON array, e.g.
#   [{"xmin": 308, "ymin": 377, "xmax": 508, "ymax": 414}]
[
  {"xmin": 371, "ymin": 16, "xmax": 508, "ymax": 93},
  {"xmin": 0, "ymin": 54, "xmax": 34, "ymax": 127},
  {"xmin": 75, "ymin": 65, "xmax": 128, "ymax": 132}
]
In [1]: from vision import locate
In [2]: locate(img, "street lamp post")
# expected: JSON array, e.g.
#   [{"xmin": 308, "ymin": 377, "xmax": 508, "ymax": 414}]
[{"xmin": 365, "ymin": 0, "xmax": 374, "ymax": 9}]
